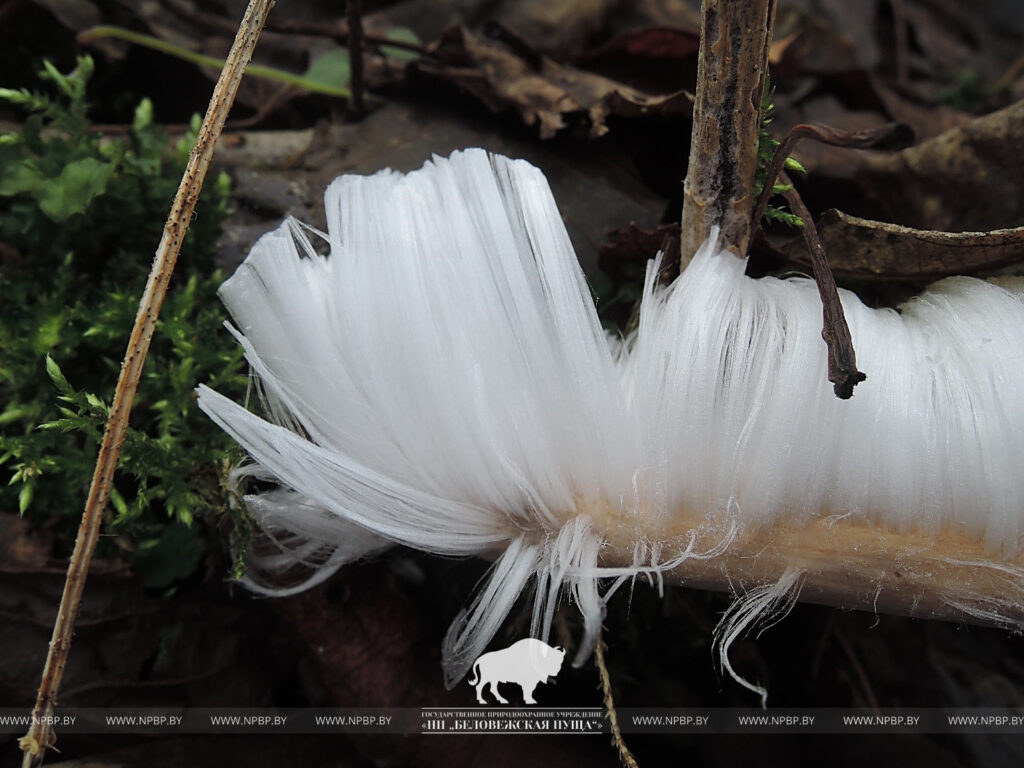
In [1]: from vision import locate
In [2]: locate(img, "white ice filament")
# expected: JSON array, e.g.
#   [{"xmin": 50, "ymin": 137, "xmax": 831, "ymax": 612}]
[{"xmin": 197, "ymin": 149, "xmax": 1024, "ymax": 696}]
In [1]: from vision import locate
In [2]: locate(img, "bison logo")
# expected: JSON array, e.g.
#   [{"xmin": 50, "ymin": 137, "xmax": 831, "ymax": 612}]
[{"xmin": 468, "ymin": 638, "xmax": 566, "ymax": 705}]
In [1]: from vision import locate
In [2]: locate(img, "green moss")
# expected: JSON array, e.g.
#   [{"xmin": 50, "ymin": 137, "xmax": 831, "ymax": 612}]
[
  {"xmin": 0, "ymin": 57, "xmax": 248, "ymax": 588},
  {"xmin": 755, "ymin": 75, "xmax": 805, "ymax": 229}
]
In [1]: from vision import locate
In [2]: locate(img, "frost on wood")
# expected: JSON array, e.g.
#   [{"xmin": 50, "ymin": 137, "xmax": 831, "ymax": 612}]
[{"xmin": 198, "ymin": 149, "xmax": 1024, "ymax": 698}]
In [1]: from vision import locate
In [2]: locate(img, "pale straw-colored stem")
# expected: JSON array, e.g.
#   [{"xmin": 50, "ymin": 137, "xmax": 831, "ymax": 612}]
[
  {"xmin": 599, "ymin": 512, "xmax": 1024, "ymax": 627},
  {"xmin": 18, "ymin": 2, "xmax": 274, "ymax": 764}
]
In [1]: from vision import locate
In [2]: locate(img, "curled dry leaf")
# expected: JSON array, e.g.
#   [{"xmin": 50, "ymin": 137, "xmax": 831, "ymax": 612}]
[
  {"xmin": 781, "ymin": 209, "xmax": 1024, "ymax": 282},
  {"xmin": 577, "ymin": 26, "xmax": 701, "ymax": 94},
  {"xmin": 598, "ymin": 222, "xmax": 681, "ymax": 282},
  {"xmin": 416, "ymin": 25, "xmax": 692, "ymax": 139},
  {"xmin": 858, "ymin": 99, "xmax": 1024, "ymax": 232}
]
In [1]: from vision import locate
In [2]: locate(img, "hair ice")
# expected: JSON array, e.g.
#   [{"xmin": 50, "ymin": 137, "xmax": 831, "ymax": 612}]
[{"xmin": 197, "ymin": 149, "xmax": 1024, "ymax": 695}]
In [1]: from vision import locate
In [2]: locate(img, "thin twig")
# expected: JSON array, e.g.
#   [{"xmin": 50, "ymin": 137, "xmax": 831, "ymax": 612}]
[
  {"xmin": 149, "ymin": 0, "xmax": 430, "ymax": 56},
  {"xmin": 891, "ymin": 0, "xmax": 909, "ymax": 86},
  {"xmin": 78, "ymin": 25, "xmax": 349, "ymax": 98},
  {"xmin": 751, "ymin": 121, "xmax": 913, "ymax": 229},
  {"xmin": 778, "ymin": 171, "xmax": 866, "ymax": 399},
  {"xmin": 595, "ymin": 635, "xmax": 639, "ymax": 768},
  {"xmin": 17, "ymin": 1, "xmax": 274, "ymax": 765},
  {"xmin": 346, "ymin": 0, "xmax": 365, "ymax": 116},
  {"xmin": 266, "ymin": 15, "xmax": 428, "ymax": 55}
]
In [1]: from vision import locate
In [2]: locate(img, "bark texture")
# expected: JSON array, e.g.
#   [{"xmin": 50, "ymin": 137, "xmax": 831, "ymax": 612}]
[{"xmin": 681, "ymin": 0, "xmax": 776, "ymax": 259}]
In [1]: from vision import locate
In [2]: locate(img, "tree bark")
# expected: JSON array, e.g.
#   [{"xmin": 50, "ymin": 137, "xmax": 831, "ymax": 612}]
[{"xmin": 681, "ymin": 0, "xmax": 777, "ymax": 260}]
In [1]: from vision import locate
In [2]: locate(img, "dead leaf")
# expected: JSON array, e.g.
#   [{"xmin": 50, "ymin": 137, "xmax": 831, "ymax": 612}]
[
  {"xmin": 858, "ymin": 98, "xmax": 1024, "ymax": 231},
  {"xmin": 0, "ymin": 512, "xmax": 51, "ymax": 570},
  {"xmin": 417, "ymin": 25, "xmax": 692, "ymax": 139},
  {"xmin": 867, "ymin": 74, "xmax": 971, "ymax": 141},
  {"xmin": 903, "ymin": 0, "xmax": 975, "ymax": 72},
  {"xmin": 490, "ymin": 0, "xmax": 619, "ymax": 58},
  {"xmin": 598, "ymin": 222, "xmax": 681, "ymax": 278},
  {"xmin": 272, "ymin": 561, "xmax": 611, "ymax": 767},
  {"xmin": 577, "ymin": 27, "xmax": 701, "ymax": 94},
  {"xmin": 781, "ymin": 209, "xmax": 1024, "ymax": 281}
]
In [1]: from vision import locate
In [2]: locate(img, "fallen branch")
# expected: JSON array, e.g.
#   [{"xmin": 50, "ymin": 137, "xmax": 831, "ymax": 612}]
[
  {"xmin": 782, "ymin": 211, "xmax": 1024, "ymax": 282},
  {"xmin": 18, "ymin": 1, "xmax": 273, "ymax": 764},
  {"xmin": 681, "ymin": 0, "xmax": 777, "ymax": 260}
]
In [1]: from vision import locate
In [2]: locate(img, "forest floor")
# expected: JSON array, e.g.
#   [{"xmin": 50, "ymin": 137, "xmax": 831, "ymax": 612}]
[{"xmin": 2, "ymin": 1, "xmax": 1024, "ymax": 766}]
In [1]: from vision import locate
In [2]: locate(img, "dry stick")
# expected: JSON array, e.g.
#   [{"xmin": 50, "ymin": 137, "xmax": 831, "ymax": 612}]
[
  {"xmin": 152, "ymin": 0, "xmax": 430, "ymax": 57},
  {"xmin": 265, "ymin": 15, "xmax": 428, "ymax": 55},
  {"xmin": 680, "ymin": 0, "xmax": 777, "ymax": 261},
  {"xmin": 750, "ymin": 121, "xmax": 914, "ymax": 230},
  {"xmin": 17, "ymin": 1, "xmax": 274, "ymax": 764},
  {"xmin": 748, "ymin": 122, "xmax": 915, "ymax": 398},
  {"xmin": 891, "ymin": 0, "xmax": 909, "ymax": 86},
  {"xmin": 595, "ymin": 636, "xmax": 639, "ymax": 768},
  {"xmin": 777, "ymin": 171, "xmax": 866, "ymax": 399},
  {"xmin": 749, "ymin": 122, "xmax": 912, "ymax": 398},
  {"xmin": 346, "ymin": 0, "xmax": 365, "ymax": 116}
]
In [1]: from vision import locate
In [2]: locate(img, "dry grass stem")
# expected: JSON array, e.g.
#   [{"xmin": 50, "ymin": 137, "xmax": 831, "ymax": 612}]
[{"xmin": 18, "ymin": 1, "xmax": 275, "ymax": 764}]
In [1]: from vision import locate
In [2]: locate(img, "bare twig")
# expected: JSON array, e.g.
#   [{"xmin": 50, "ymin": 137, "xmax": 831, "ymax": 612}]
[
  {"xmin": 891, "ymin": 0, "xmax": 909, "ymax": 85},
  {"xmin": 152, "ymin": 0, "xmax": 429, "ymax": 56},
  {"xmin": 751, "ymin": 121, "xmax": 914, "ymax": 229},
  {"xmin": 681, "ymin": 0, "xmax": 777, "ymax": 260},
  {"xmin": 346, "ymin": 0, "xmax": 365, "ymax": 116},
  {"xmin": 595, "ymin": 635, "xmax": 639, "ymax": 768},
  {"xmin": 778, "ymin": 171, "xmax": 866, "ymax": 399},
  {"xmin": 17, "ymin": 1, "xmax": 274, "ymax": 765},
  {"xmin": 267, "ymin": 15, "xmax": 427, "ymax": 55}
]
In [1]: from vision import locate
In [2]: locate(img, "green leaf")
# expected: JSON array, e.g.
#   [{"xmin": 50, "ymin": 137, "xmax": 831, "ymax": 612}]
[
  {"xmin": 784, "ymin": 157, "xmax": 806, "ymax": 174},
  {"xmin": 45, "ymin": 355, "xmax": 72, "ymax": 393},
  {"xmin": 0, "ymin": 404, "xmax": 35, "ymax": 426},
  {"xmin": 109, "ymin": 486, "xmax": 129, "ymax": 517},
  {"xmin": 303, "ymin": 49, "xmax": 351, "ymax": 92},
  {"xmin": 34, "ymin": 157, "xmax": 115, "ymax": 222},
  {"xmin": 381, "ymin": 27, "xmax": 422, "ymax": 63},
  {"xmin": 85, "ymin": 392, "xmax": 107, "ymax": 413},
  {"xmin": 37, "ymin": 418, "xmax": 77, "ymax": 432},
  {"xmin": 0, "ymin": 87, "xmax": 34, "ymax": 105},
  {"xmin": 0, "ymin": 160, "xmax": 44, "ymax": 196},
  {"xmin": 18, "ymin": 481, "xmax": 33, "ymax": 514},
  {"xmin": 132, "ymin": 97, "xmax": 154, "ymax": 132},
  {"xmin": 34, "ymin": 313, "xmax": 64, "ymax": 353}
]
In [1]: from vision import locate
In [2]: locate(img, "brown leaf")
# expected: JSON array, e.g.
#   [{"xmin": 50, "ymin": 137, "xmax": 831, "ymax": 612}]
[
  {"xmin": 490, "ymin": 0, "xmax": 619, "ymax": 58},
  {"xmin": 781, "ymin": 209, "xmax": 1024, "ymax": 282},
  {"xmin": 577, "ymin": 26, "xmax": 701, "ymax": 94},
  {"xmin": 903, "ymin": 0, "xmax": 975, "ymax": 72},
  {"xmin": 272, "ymin": 562, "xmax": 610, "ymax": 767},
  {"xmin": 867, "ymin": 75, "xmax": 971, "ymax": 142},
  {"xmin": 858, "ymin": 99, "xmax": 1024, "ymax": 231},
  {"xmin": 598, "ymin": 222, "xmax": 680, "ymax": 279},
  {"xmin": 0, "ymin": 512, "xmax": 51, "ymax": 570},
  {"xmin": 417, "ymin": 25, "xmax": 692, "ymax": 139}
]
